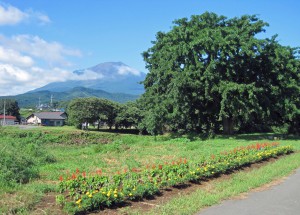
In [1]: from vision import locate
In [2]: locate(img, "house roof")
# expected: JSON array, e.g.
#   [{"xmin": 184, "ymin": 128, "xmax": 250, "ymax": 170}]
[
  {"xmin": 0, "ymin": 115, "xmax": 17, "ymax": 120},
  {"xmin": 32, "ymin": 112, "xmax": 66, "ymax": 120}
]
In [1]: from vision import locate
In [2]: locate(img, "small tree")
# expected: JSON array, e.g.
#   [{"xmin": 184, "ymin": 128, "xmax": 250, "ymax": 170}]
[
  {"xmin": 116, "ymin": 102, "xmax": 143, "ymax": 129},
  {"xmin": 67, "ymin": 98, "xmax": 122, "ymax": 130},
  {"xmin": 0, "ymin": 99, "xmax": 21, "ymax": 122}
]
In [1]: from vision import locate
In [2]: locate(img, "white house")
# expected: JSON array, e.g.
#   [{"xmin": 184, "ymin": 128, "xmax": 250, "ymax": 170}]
[
  {"xmin": 0, "ymin": 115, "xmax": 17, "ymax": 125},
  {"xmin": 26, "ymin": 112, "xmax": 67, "ymax": 126}
]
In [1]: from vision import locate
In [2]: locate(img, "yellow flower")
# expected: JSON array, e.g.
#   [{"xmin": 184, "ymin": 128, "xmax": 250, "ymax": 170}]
[
  {"xmin": 76, "ymin": 199, "xmax": 82, "ymax": 204},
  {"xmin": 129, "ymin": 193, "xmax": 133, "ymax": 196},
  {"xmin": 107, "ymin": 192, "xmax": 111, "ymax": 197},
  {"xmin": 114, "ymin": 194, "xmax": 118, "ymax": 198},
  {"xmin": 86, "ymin": 191, "xmax": 89, "ymax": 195},
  {"xmin": 88, "ymin": 194, "xmax": 93, "ymax": 198}
]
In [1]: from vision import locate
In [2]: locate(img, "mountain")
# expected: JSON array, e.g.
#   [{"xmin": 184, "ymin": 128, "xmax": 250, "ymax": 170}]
[
  {"xmin": 31, "ymin": 62, "xmax": 146, "ymax": 95},
  {"xmin": 1, "ymin": 87, "xmax": 139, "ymax": 108}
]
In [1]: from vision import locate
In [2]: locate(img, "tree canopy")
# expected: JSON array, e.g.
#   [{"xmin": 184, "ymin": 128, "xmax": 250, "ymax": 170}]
[
  {"xmin": 0, "ymin": 99, "xmax": 21, "ymax": 121},
  {"xmin": 141, "ymin": 12, "xmax": 300, "ymax": 135},
  {"xmin": 67, "ymin": 97, "xmax": 122, "ymax": 130}
]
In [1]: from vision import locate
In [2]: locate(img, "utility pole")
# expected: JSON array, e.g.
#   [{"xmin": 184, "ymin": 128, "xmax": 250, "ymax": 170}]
[
  {"xmin": 3, "ymin": 99, "xmax": 6, "ymax": 126},
  {"xmin": 50, "ymin": 94, "xmax": 53, "ymax": 108}
]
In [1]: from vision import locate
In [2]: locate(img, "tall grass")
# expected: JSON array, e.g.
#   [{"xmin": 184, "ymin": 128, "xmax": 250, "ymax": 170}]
[{"xmin": 0, "ymin": 126, "xmax": 299, "ymax": 214}]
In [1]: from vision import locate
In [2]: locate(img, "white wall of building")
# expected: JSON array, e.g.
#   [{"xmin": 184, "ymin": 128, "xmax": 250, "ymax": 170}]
[{"xmin": 27, "ymin": 115, "xmax": 41, "ymax": 124}]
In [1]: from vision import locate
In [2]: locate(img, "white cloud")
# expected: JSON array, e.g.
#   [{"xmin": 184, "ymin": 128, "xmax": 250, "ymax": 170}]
[
  {"xmin": 0, "ymin": 33, "xmax": 84, "ymax": 95},
  {"xmin": 0, "ymin": 34, "xmax": 81, "ymax": 67},
  {"xmin": 0, "ymin": 4, "xmax": 50, "ymax": 26},
  {"xmin": 0, "ymin": 64, "xmax": 106, "ymax": 96},
  {"xmin": 72, "ymin": 69, "xmax": 104, "ymax": 80},
  {"xmin": 0, "ymin": 46, "xmax": 34, "ymax": 67},
  {"xmin": 0, "ymin": 4, "xmax": 27, "ymax": 25},
  {"xmin": 0, "ymin": 64, "xmax": 31, "ymax": 84},
  {"xmin": 27, "ymin": 10, "xmax": 51, "ymax": 25},
  {"xmin": 116, "ymin": 65, "xmax": 141, "ymax": 76}
]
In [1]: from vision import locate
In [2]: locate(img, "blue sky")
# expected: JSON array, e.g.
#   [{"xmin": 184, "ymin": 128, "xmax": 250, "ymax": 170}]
[{"xmin": 0, "ymin": 0, "xmax": 299, "ymax": 95}]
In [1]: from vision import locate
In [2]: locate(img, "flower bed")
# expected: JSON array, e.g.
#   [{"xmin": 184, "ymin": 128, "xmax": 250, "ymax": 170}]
[{"xmin": 56, "ymin": 142, "xmax": 293, "ymax": 214}]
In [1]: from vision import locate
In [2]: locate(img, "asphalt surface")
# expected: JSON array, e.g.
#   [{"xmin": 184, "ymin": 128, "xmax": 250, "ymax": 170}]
[{"xmin": 198, "ymin": 168, "xmax": 300, "ymax": 215}]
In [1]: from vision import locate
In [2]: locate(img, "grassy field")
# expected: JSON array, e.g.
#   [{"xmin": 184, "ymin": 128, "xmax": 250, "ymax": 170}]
[{"xmin": 0, "ymin": 125, "xmax": 299, "ymax": 214}]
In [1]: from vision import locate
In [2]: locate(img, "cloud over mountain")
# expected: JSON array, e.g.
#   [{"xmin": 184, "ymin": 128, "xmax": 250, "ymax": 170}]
[
  {"xmin": 0, "ymin": 34, "xmax": 83, "ymax": 96},
  {"xmin": 32, "ymin": 62, "xmax": 146, "ymax": 95}
]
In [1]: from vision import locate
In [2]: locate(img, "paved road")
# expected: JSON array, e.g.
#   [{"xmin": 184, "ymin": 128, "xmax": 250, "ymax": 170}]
[{"xmin": 198, "ymin": 168, "xmax": 300, "ymax": 215}]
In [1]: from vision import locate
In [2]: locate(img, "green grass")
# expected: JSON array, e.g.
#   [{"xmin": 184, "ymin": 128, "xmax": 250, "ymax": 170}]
[
  {"xmin": 0, "ymin": 126, "xmax": 299, "ymax": 214},
  {"xmin": 135, "ymin": 152, "xmax": 300, "ymax": 215}
]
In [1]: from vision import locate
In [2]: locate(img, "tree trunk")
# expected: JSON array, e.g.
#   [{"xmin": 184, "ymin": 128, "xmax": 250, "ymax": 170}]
[{"xmin": 223, "ymin": 117, "xmax": 234, "ymax": 135}]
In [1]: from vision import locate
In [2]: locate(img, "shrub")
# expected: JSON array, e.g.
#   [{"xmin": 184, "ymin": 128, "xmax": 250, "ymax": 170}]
[
  {"xmin": 0, "ymin": 138, "xmax": 56, "ymax": 186},
  {"xmin": 0, "ymin": 147, "xmax": 38, "ymax": 184}
]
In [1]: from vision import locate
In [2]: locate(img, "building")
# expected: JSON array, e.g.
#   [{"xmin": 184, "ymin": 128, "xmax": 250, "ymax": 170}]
[
  {"xmin": 0, "ymin": 115, "xmax": 17, "ymax": 125},
  {"xmin": 26, "ymin": 112, "xmax": 67, "ymax": 126}
]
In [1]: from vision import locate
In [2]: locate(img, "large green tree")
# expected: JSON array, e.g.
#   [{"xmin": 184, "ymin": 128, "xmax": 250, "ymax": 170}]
[{"xmin": 141, "ymin": 12, "xmax": 300, "ymax": 135}]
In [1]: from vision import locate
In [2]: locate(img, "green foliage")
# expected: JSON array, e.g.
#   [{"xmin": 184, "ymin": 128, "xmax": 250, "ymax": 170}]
[
  {"xmin": 94, "ymin": 140, "xmax": 130, "ymax": 153},
  {"xmin": 116, "ymin": 101, "xmax": 143, "ymax": 129},
  {"xmin": 0, "ymin": 137, "xmax": 55, "ymax": 185},
  {"xmin": 141, "ymin": 12, "xmax": 300, "ymax": 135},
  {"xmin": 149, "ymin": 152, "xmax": 300, "ymax": 215},
  {"xmin": 57, "ymin": 143, "xmax": 293, "ymax": 214},
  {"xmin": 66, "ymin": 96, "xmax": 146, "ymax": 132},
  {"xmin": 0, "ymin": 99, "xmax": 21, "ymax": 121},
  {"xmin": 67, "ymin": 97, "xmax": 123, "ymax": 130}
]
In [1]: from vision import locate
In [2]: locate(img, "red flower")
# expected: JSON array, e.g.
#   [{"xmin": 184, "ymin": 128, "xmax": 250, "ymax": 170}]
[
  {"xmin": 59, "ymin": 175, "xmax": 63, "ymax": 181},
  {"xmin": 96, "ymin": 169, "xmax": 102, "ymax": 175},
  {"xmin": 71, "ymin": 173, "xmax": 76, "ymax": 179},
  {"xmin": 256, "ymin": 143, "xmax": 261, "ymax": 150},
  {"xmin": 183, "ymin": 158, "xmax": 187, "ymax": 164},
  {"xmin": 76, "ymin": 168, "xmax": 80, "ymax": 174},
  {"xmin": 82, "ymin": 171, "xmax": 86, "ymax": 177},
  {"xmin": 159, "ymin": 164, "xmax": 163, "ymax": 170}
]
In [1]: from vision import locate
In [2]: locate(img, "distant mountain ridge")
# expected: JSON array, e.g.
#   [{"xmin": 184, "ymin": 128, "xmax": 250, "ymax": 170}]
[
  {"xmin": 1, "ymin": 87, "xmax": 139, "ymax": 108},
  {"xmin": 31, "ymin": 62, "xmax": 146, "ymax": 95},
  {"xmin": 1, "ymin": 62, "xmax": 145, "ymax": 107}
]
